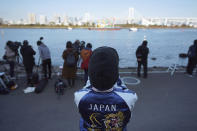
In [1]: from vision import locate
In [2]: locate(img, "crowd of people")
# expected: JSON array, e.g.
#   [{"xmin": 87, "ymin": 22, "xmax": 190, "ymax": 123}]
[
  {"xmin": 61, "ymin": 40, "xmax": 93, "ymax": 87},
  {"xmin": 3, "ymin": 38, "xmax": 197, "ymax": 86},
  {"xmin": 2, "ymin": 38, "xmax": 93, "ymax": 87},
  {"xmin": 3, "ymin": 38, "xmax": 52, "ymax": 85},
  {"xmin": 2, "ymin": 37, "xmax": 197, "ymax": 130},
  {"xmin": 3, "ymin": 40, "xmax": 138, "ymax": 130}
]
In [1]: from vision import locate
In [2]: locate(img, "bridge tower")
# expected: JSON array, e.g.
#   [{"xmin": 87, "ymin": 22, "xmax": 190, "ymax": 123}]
[{"xmin": 128, "ymin": 7, "xmax": 134, "ymax": 24}]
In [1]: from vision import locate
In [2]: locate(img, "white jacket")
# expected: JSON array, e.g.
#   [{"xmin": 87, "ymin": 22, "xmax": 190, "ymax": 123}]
[{"xmin": 4, "ymin": 45, "xmax": 16, "ymax": 61}]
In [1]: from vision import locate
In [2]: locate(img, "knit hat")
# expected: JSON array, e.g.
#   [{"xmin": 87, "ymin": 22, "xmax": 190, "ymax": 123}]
[{"xmin": 88, "ymin": 46, "xmax": 119, "ymax": 91}]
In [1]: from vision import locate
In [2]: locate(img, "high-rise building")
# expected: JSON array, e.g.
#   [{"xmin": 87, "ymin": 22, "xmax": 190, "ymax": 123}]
[
  {"xmin": 62, "ymin": 14, "xmax": 69, "ymax": 26},
  {"xmin": 28, "ymin": 13, "xmax": 36, "ymax": 24},
  {"xmin": 54, "ymin": 14, "xmax": 61, "ymax": 25},
  {"xmin": 39, "ymin": 15, "xmax": 47, "ymax": 25},
  {"xmin": 128, "ymin": 8, "xmax": 134, "ymax": 19},
  {"xmin": 127, "ymin": 8, "xmax": 135, "ymax": 24},
  {"xmin": 83, "ymin": 13, "xmax": 91, "ymax": 23}
]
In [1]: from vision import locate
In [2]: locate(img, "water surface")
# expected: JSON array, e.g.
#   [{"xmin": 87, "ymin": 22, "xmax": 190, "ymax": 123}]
[{"xmin": 0, "ymin": 28, "xmax": 196, "ymax": 67}]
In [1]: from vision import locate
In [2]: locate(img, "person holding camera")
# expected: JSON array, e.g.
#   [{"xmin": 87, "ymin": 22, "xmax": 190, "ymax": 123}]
[
  {"xmin": 20, "ymin": 40, "xmax": 36, "ymax": 85},
  {"xmin": 3, "ymin": 41, "xmax": 17, "ymax": 78}
]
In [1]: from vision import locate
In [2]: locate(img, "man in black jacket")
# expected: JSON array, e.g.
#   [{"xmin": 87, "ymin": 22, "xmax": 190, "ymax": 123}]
[
  {"xmin": 136, "ymin": 40, "xmax": 149, "ymax": 78},
  {"xmin": 20, "ymin": 40, "xmax": 36, "ymax": 84},
  {"xmin": 186, "ymin": 39, "xmax": 197, "ymax": 77}
]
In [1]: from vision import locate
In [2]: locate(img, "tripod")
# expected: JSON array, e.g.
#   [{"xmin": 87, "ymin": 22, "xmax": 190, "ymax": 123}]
[{"xmin": 12, "ymin": 52, "xmax": 24, "ymax": 80}]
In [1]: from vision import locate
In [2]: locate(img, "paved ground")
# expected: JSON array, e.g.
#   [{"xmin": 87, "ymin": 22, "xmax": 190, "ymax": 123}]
[{"xmin": 0, "ymin": 72, "xmax": 197, "ymax": 131}]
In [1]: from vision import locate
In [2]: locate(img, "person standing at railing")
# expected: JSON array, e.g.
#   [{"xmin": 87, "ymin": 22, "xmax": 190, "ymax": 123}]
[
  {"xmin": 37, "ymin": 40, "xmax": 52, "ymax": 79},
  {"xmin": 136, "ymin": 40, "xmax": 149, "ymax": 78}
]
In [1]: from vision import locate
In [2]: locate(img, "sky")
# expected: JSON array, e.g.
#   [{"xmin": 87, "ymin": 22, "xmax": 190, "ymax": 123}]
[{"xmin": 0, "ymin": 0, "xmax": 197, "ymax": 21}]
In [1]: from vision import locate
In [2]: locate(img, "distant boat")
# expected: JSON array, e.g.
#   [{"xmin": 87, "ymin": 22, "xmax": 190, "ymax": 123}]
[
  {"xmin": 67, "ymin": 27, "xmax": 72, "ymax": 30},
  {"xmin": 129, "ymin": 28, "xmax": 138, "ymax": 32},
  {"xmin": 88, "ymin": 27, "xmax": 121, "ymax": 31}
]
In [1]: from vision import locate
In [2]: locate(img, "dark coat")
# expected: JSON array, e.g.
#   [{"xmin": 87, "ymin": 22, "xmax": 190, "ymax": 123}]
[
  {"xmin": 136, "ymin": 44, "xmax": 149, "ymax": 62},
  {"xmin": 20, "ymin": 45, "xmax": 36, "ymax": 67},
  {"xmin": 62, "ymin": 48, "xmax": 79, "ymax": 79},
  {"xmin": 188, "ymin": 44, "xmax": 197, "ymax": 60}
]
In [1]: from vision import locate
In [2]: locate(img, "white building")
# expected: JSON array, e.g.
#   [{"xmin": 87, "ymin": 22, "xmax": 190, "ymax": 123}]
[
  {"xmin": 16, "ymin": 19, "xmax": 25, "ymax": 25},
  {"xmin": 128, "ymin": 8, "xmax": 134, "ymax": 19},
  {"xmin": 62, "ymin": 15, "xmax": 69, "ymax": 26},
  {"xmin": 127, "ymin": 7, "xmax": 134, "ymax": 24},
  {"xmin": 28, "ymin": 13, "xmax": 36, "ymax": 24},
  {"xmin": 8, "ymin": 20, "xmax": 14, "ymax": 25},
  {"xmin": 83, "ymin": 13, "xmax": 91, "ymax": 23},
  {"xmin": 147, "ymin": 17, "xmax": 197, "ymax": 27},
  {"xmin": 39, "ymin": 15, "xmax": 47, "ymax": 25},
  {"xmin": 54, "ymin": 14, "xmax": 61, "ymax": 25}
]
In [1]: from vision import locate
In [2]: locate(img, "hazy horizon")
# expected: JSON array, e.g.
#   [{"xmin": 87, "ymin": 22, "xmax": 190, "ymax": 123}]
[{"xmin": 1, "ymin": 0, "xmax": 197, "ymax": 21}]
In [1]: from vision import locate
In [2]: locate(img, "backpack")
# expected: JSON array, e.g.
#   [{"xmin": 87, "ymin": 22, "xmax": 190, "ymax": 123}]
[
  {"xmin": 66, "ymin": 52, "xmax": 76, "ymax": 67},
  {"xmin": 35, "ymin": 78, "xmax": 48, "ymax": 94},
  {"xmin": 54, "ymin": 79, "xmax": 67, "ymax": 95},
  {"xmin": 188, "ymin": 46, "xmax": 196, "ymax": 58}
]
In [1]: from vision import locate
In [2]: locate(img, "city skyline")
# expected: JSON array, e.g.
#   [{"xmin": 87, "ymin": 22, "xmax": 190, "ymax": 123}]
[{"xmin": 1, "ymin": 0, "xmax": 197, "ymax": 21}]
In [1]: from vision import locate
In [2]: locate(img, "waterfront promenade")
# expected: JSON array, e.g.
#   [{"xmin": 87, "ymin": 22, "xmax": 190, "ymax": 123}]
[{"xmin": 0, "ymin": 71, "xmax": 197, "ymax": 131}]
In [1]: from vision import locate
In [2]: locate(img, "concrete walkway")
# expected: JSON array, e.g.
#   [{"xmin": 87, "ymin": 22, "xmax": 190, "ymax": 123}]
[{"xmin": 0, "ymin": 72, "xmax": 197, "ymax": 131}]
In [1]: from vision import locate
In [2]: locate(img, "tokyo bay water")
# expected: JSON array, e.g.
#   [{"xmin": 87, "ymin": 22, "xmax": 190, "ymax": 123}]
[{"xmin": 0, "ymin": 28, "xmax": 197, "ymax": 68}]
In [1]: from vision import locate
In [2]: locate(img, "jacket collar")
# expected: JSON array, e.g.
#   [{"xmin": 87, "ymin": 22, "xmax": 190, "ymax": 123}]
[{"xmin": 92, "ymin": 87, "xmax": 113, "ymax": 92}]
